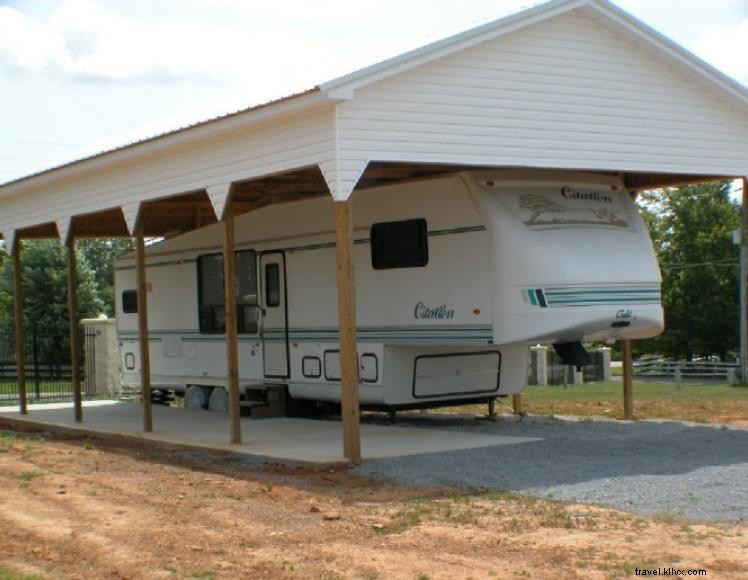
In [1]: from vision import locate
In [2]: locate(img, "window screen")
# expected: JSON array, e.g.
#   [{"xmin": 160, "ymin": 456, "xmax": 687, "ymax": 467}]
[
  {"xmin": 196, "ymin": 251, "xmax": 262, "ymax": 334},
  {"xmin": 265, "ymin": 263, "xmax": 280, "ymax": 307},
  {"xmin": 370, "ymin": 218, "xmax": 428, "ymax": 270},
  {"xmin": 122, "ymin": 290, "xmax": 138, "ymax": 314},
  {"xmin": 236, "ymin": 250, "xmax": 258, "ymax": 334},
  {"xmin": 198, "ymin": 253, "xmax": 225, "ymax": 334}
]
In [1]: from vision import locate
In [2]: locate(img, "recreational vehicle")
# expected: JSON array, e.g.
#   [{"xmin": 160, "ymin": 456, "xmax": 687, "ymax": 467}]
[{"xmin": 114, "ymin": 170, "xmax": 663, "ymax": 413}]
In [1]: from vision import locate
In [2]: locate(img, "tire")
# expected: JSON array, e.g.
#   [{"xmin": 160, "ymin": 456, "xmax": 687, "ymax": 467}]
[
  {"xmin": 184, "ymin": 385, "xmax": 210, "ymax": 410},
  {"xmin": 208, "ymin": 387, "xmax": 229, "ymax": 412}
]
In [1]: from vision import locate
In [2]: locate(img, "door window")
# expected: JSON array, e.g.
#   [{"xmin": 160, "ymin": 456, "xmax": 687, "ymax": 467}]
[{"xmin": 265, "ymin": 263, "xmax": 281, "ymax": 307}]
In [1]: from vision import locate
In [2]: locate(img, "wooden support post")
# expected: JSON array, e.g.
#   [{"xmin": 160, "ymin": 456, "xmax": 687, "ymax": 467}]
[
  {"xmin": 742, "ymin": 177, "xmax": 748, "ymax": 385},
  {"xmin": 12, "ymin": 241, "xmax": 27, "ymax": 415},
  {"xmin": 334, "ymin": 200, "xmax": 361, "ymax": 464},
  {"xmin": 222, "ymin": 206, "xmax": 242, "ymax": 444},
  {"xmin": 622, "ymin": 339, "xmax": 634, "ymax": 420},
  {"xmin": 512, "ymin": 394, "xmax": 522, "ymax": 415},
  {"xmin": 67, "ymin": 237, "xmax": 83, "ymax": 423},
  {"xmin": 136, "ymin": 225, "xmax": 153, "ymax": 432}
]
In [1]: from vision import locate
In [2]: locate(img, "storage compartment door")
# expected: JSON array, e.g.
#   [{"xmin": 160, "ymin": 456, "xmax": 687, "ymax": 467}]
[{"xmin": 413, "ymin": 351, "xmax": 500, "ymax": 399}]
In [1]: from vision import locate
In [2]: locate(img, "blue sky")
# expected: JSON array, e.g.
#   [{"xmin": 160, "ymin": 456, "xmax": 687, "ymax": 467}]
[{"xmin": 1, "ymin": 0, "xmax": 747, "ymax": 184}]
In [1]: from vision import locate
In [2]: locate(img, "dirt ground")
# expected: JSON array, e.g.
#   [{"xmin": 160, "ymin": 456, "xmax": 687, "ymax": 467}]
[{"xmin": 0, "ymin": 429, "xmax": 746, "ymax": 579}]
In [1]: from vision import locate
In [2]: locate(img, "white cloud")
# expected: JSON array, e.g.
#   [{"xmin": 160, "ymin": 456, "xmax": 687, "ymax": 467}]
[
  {"xmin": 693, "ymin": 18, "xmax": 748, "ymax": 85},
  {"xmin": 0, "ymin": 0, "xmax": 549, "ymax": 119},
  {"xmin": 0, "ymin": 0, "xmax": 326, "ymax": 96}
]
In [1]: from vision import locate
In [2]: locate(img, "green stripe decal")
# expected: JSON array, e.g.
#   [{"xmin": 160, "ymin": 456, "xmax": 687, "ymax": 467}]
[{"xmin": 525, "ymin": 285, "xmax": 661, "ymax": 308}]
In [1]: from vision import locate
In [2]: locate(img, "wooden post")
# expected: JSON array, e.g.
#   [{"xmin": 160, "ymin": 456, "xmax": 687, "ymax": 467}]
[
  {"xmin": 222, "ymin": 206, "xmax": 242, "ymax": 444},
  {"xmin": 12, "ymin": 240, "xmax": 27, "ymax": 415},
  {"xmin": 622, "ymin": 339, "xmax": 634, "ymax": 420},
  {"xmin": 334, "ymin": 200, "xmax": 361, "ymax": 464},
  {"xmin": 67, "ymin": 237, "xmax": 83, "ymax": 422},
  {"xmin": 135, "ymin": 225, "xmax": 153, "ymax": 432},
  {"xmin": 742, "ymin": 177, "xmax": 748, "ymax": 385},
  {"xmin": 512, "ymin": 394, "xmax": 522, "ymax": 415}
]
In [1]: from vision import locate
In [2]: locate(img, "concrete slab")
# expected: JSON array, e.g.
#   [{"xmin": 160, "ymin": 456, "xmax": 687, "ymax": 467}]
[{"xmin": 0, "ymin": 401, "xmax": 538, "ymax": 465}]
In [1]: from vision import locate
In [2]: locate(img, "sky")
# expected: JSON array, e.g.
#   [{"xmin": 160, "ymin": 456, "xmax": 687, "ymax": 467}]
[{"xmin": 1, "ymin": 0, "xmax": 747, "ymax": 185}]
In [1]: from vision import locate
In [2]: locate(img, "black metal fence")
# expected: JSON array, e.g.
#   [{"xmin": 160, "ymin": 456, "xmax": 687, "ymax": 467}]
[{"xmin": 0, "ymin": 327, "xmax": 96, "ymax": 404}]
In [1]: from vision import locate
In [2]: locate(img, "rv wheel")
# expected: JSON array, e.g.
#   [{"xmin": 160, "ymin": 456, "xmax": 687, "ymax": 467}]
[
  {"xmin": 208, "ymin": 387, "xmax": 229, "ymax": 412},
  {"xmin": 184, "ymin": 385, "xmax": 210, "ymax": 410}
]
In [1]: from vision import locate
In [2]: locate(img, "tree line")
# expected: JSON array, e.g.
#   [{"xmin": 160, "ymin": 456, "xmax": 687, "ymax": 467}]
[
  {"xmin": 0, "ymin": 240, "xmax": 132, "ymax": 334},
  {"xmin": 0, "ymin": 181, "xmax": 742, "ymax": 359}
]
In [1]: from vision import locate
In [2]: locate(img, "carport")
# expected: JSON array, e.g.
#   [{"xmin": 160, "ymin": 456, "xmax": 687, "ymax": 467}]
[{"xmin": 1, "ymin": 0, "xmax": 747, "ymax": 464}]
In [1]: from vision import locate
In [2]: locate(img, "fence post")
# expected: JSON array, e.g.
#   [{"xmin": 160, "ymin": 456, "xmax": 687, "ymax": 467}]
[
  {"xmin": 12, "ymin": 240, "xmax": 27, "ymax": 414},
  {"xmin": 622, "ymin": 339, "xmax": 634, "ymax": 420},
  {"xmin": 32, "ymin": 326, "xmax": 40, "ymax": 400}
]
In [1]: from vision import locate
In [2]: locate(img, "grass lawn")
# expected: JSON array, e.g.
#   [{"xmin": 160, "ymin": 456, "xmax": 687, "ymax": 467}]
[
  {"xmin": 0, "ymin": 381, "xmax": 75, "ymax": 397},
  {"xmin": 440, "ymin": 382, "xmax": 748, "ymax": 425},
  {"xmin": 518, "ymin": 381, "xmax": 748, "ymax": 424}
]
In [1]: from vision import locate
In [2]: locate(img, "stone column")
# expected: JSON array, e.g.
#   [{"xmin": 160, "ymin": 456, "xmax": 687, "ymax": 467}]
[
  {"xmin": 81, "ymin": 317, "xmax": 120, "ymax": 396},
  {"xmin": 596, "ymin": 347, "xmax": 612, "ymax": 382},
  {"xmin": 529, "ymin": 345, "xmax": 548, "ymax": 386}
]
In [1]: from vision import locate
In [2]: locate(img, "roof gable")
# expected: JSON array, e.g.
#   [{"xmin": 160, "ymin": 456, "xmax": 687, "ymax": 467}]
[
  {"xmin": 329, "ymin": 7, "xmax": 748, "ymax": 195},
  {"xmin": 321, "ymin": 0, "xmax": 748, "ymax": 111}
]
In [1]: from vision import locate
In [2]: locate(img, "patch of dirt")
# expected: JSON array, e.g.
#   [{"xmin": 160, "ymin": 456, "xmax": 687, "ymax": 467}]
[{"xmin": 0, "ymin": 429, "xmax": 746, "ymax": 579}]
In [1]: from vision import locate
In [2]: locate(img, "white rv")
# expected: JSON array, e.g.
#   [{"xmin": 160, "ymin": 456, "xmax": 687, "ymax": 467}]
[{"xmin": 114, "ymin": 170, "xmax": 663, "ymax": 413}]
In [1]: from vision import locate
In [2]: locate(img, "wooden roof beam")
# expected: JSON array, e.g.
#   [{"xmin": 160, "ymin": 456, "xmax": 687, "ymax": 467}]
[{"xmin": 625, "ymin": 173, "xmax": 733, "ymax": 192}]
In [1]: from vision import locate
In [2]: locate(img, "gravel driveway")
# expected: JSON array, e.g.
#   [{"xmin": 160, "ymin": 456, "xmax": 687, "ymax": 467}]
[{"xmin": 355, "ymin": 413, "xmax": 748, "ymax": 522}]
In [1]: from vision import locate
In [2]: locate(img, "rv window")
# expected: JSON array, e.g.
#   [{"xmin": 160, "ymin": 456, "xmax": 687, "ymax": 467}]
[
  {"xmin": 370, "ymin": 218, "xmax": 428, "ymax": 270},
  {"xmin": 198, "ymin": 253, "xmax": 226, "ymax": 334},
  {"xmin": 265, "ymin": 263, "xmax": 281, "ymax": 307},
  {"xmin": 197, "ymin": 251, "xmax": 261, "ymax": 334},
  {"xmin": 121, "ymin": 290, "xmax": 137, "ymax": 314},
  {"xmin": 236, "ymin": 250, "xmax": 258, "ymax": 334}
]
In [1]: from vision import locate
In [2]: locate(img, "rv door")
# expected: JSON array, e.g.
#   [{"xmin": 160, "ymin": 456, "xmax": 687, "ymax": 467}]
[{"xmin": 259, "ymin": 252, "xmax": 290, "ymax": 378}]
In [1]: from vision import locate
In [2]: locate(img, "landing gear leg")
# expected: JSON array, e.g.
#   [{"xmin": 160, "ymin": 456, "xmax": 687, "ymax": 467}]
[{"xmin": 487, "ymin": 397, "xmax": 497, "ymax": 419}]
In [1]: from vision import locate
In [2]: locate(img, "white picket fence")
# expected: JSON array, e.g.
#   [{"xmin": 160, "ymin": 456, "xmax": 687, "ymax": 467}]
[{"xmin": 633, "ymin": 359, "xmax": 739, "ymax": 383}]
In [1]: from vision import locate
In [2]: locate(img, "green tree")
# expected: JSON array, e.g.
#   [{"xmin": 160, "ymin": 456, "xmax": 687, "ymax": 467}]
[
  {"xmin": 0, "ymin": 240, "xmax": 105, "ymax": 334},
  {"xmin": 637, "ymin": 181, "xmax": 740, "ymax": 360},
  {"xmin": 77, "ymin": 239, "xmax": 133, "ymax": 316}
]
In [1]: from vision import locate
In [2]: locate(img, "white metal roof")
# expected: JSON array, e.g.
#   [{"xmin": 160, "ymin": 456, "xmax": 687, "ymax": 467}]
[{"xmin": 1, "ymin": 0, "xmax": 747, "ymax": 249}]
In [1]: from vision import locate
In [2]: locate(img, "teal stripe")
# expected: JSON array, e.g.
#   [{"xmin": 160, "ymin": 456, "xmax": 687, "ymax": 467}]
[
  {"xmin": 548, "ymin": 297, "xmax": 660, "ymax": 304},
  {"xmin": 546, "ymin": 289, "xmax": 660, "ymax": 296}
]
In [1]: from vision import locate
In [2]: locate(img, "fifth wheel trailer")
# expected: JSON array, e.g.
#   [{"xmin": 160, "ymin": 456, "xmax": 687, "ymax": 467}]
[{"xmin": 114, "ymin": 169, "xmax": 663, "ymax": 412}]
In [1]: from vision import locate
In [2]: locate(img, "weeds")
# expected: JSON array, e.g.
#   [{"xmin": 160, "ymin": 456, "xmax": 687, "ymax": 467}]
[{"xmin": 17, "ymin": 470, "xmax": 42, "ymax": 482}]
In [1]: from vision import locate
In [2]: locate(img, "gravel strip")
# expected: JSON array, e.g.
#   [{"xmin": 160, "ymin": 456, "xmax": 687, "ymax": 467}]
[{"xmin": 354, "ymin": 413, "xmax": 748, "ymax": 522}]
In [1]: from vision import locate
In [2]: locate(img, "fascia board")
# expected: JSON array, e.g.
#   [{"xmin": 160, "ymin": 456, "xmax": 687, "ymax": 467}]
[{"xmin": 586, "ymin": 0, "xmax": 748, "ymax": 110}]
